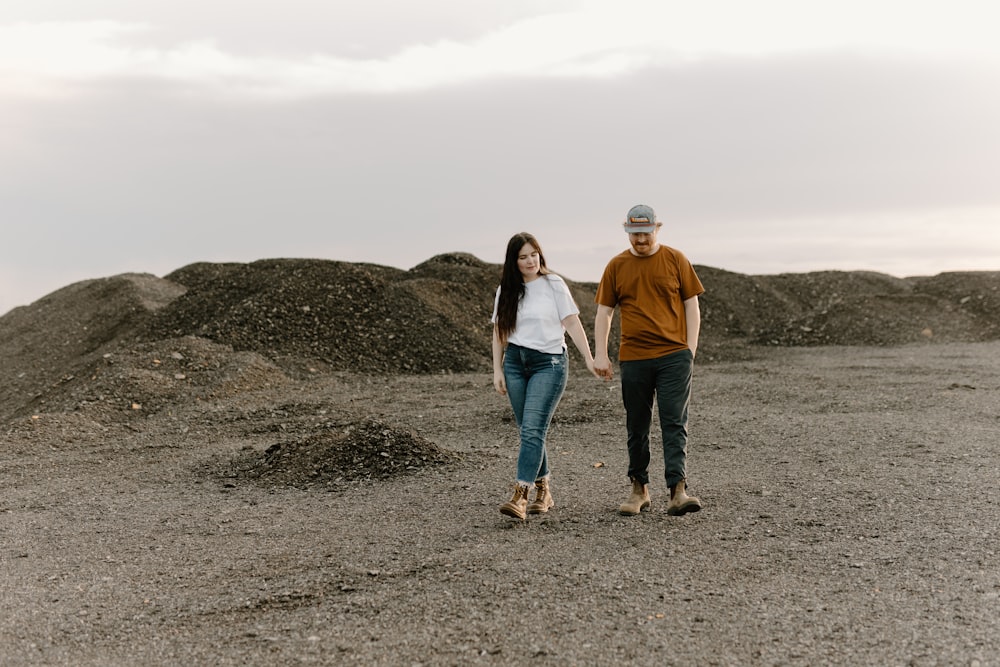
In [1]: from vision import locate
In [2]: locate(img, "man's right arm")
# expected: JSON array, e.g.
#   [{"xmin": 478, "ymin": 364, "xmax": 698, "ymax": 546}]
[{"xmin": 593, "ymin": 304, "xmax": 615, "ymax": 380}]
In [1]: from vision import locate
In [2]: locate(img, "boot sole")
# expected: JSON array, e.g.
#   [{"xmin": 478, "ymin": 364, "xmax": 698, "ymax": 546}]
[
  {"xmin": 667, "ymin": 502, "xmax": 702, "ymax": 516},
  {"xmin": 527, "ymin": 502, "xmax": 554, "ymax": 515},
  {"xmin": 618, "ymin": 502, "xmax": 651, "ymax": 516},
  {"xmin": 499, "ymin": 506, "xmax": 526, "ymax": 520}
]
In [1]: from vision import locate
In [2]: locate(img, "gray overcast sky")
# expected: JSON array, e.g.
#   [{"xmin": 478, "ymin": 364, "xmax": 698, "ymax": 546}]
[{"xmin": 2, "ymin": 0, "xmax": 999, "ymax": 315}]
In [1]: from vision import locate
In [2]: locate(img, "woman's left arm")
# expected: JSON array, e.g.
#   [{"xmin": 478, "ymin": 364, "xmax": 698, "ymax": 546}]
[
  {"xmin": 562, "ymin": 314, "xmax": 599, "ymax": 378},
  {"xmin": 491, "ymin": 325, "xmax": 507, "ymax": 394}
]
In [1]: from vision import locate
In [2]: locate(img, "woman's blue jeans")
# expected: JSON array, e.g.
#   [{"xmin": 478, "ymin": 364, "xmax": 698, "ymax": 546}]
[
  {"xmin": 503, "ymin": 343, "xmax": 568, "ymax": 486},
  {"xmin": 620, "ymin": 348, "xmax": 694, "ymax": 489}
]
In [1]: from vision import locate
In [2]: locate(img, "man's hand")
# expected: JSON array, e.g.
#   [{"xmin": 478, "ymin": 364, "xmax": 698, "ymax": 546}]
[
  {"xmin": 593, "ymin": 304, "xmax": 615, "ymax": 381},
  {"xmin": 593, "ymin": 354, "xmax": 614, "ymax": 381}
]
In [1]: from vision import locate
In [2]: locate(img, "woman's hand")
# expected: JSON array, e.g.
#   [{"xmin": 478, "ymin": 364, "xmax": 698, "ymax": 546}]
[
  {"xmin": 593, "ymin": 354, "xmax": 614, "ymax": 380},
  {"xmin": 493, "ymin": 369, "xmax": 507, "ymax": 395},
  {"xmin": 585, "ymin": 357, "xmax": 602, "ymax": 379}
]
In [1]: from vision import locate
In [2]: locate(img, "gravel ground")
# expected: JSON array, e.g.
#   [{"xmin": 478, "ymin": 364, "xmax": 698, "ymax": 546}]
[
  {"xmin": 2, "ymin": 258, "xmax": 998, "ymax": 665},
  {"xmin": 2, "ymin": 341, "xmax": 998, "ymax": 666}
]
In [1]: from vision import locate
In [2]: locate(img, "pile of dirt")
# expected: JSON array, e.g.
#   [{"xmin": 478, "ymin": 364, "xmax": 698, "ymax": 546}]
[
  {"xmin": 3, "ymin": 255, "xmax": 1000, "ymax": 425},
  {"xmin": 0, "ymin": 273, "xmax": 187, "ymax": 421},
  {"xmin": 912, "ymin": 271, "xmax": 1000, "ymax": 339},
  {"xmin": 216, "ymin": 418, "xmax": 464, "ymax": 490},
  {"xmin": 142, "ymin": 255, "xmax": 497, "ymax": 374},
  {"xmin": 697, "ymin": 268, "xmax": 1000, "ymax": 348},
  {"xmin": 12, "ymin": 336, "xmax": 291, "ymax": 424}
]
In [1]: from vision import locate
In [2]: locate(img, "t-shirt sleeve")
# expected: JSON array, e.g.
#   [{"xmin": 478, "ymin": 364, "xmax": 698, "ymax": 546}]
[
  {"xmin": 548, "ymin": 276, "xmax": 580, "ymax": 321},
  {"xmin": 676, "ymin": 252, "xmax": 705, "ymax": 299},
  {"xmin": 490, "ymin": 285, "xmax": 501, "ymax": 323},
  {"xmin": 595, "ymin": 263, "xmax": 618, "ymax": 308}
]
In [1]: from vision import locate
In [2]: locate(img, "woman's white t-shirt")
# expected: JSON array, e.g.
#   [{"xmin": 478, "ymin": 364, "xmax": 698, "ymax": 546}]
[{"xmin": 491, "ymin": 274, "xmax": 580, "ymax": 354}]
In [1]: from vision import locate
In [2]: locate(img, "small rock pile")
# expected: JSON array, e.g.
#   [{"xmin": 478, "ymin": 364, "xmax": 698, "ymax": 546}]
[{"xmin": 221, "ymin": 418, "xmax": 464, "ymax": 489}]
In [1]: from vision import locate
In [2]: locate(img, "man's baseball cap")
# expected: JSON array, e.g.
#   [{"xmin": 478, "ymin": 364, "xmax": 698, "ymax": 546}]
[{"xmin": 623, "ymin": 204, "xmax": 658, "ymax": 233}]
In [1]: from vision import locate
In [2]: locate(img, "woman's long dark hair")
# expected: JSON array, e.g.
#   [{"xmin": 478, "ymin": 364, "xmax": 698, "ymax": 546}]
[{"xmin": 495, "ymin": 232, "xmax": 550, "ymax": 345}]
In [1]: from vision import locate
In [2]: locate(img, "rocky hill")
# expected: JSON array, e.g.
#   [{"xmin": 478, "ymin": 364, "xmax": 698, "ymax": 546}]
[{"xmin": 1, "ymin": 253, "xmax": 998, "ymax": 424}]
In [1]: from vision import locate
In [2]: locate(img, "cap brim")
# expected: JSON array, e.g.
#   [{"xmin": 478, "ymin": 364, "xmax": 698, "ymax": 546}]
[{"xmin": 623, "ymin": 224, "xmax": 657, "ymax": 233}]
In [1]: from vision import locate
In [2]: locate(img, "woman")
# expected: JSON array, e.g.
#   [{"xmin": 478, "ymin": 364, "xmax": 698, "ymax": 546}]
[{"xmin": 492, "ymin": 232, "xmax": 599, "ymax": 520}]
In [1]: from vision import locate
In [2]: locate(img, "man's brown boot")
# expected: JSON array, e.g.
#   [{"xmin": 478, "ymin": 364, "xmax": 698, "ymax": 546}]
[
  {"xmin": 500, "ymin": 484, "xmax": 530, "ymax": 520},
  {"xmin": 667, "ymin": 479, "xmax": 702, "ymax": 516},
  {"xmin": 527, "ymin": 478, "xmax": 554, "ymax": 514},
  {"xmin": 619, "ymin": 479, "xmax": 651, "ymax": 516}
]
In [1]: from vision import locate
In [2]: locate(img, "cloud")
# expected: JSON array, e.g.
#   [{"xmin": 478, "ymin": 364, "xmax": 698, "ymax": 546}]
[
  {"xmin": 3, "ymin": 1, "xmax": 999, "ymax": 99},
  {"xmin": 0, "ymin": 16, "xmax": 658, "ymax": 98},
  {"xmin": 2, "ymin": 1, "xmax": 998, "ymax": 314}
]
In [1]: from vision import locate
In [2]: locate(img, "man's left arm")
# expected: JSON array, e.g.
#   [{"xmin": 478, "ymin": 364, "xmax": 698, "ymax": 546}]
[{"xmin": 684, "ymin": 295, "xmax": 700, "ymax": 358}]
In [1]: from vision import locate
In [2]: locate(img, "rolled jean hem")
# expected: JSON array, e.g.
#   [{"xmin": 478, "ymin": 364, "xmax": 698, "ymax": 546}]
[{"xmin": 517, "ymin": 473, "xmax": 550, "ymax": 487}]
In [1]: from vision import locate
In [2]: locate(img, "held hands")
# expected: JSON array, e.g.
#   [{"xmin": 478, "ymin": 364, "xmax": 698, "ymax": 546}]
[{"xmin": 593, "ymin": 354, "xmax": 614, "ymax": 381}]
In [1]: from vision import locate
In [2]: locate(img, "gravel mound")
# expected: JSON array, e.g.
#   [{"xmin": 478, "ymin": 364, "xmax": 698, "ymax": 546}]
[
  {"xmin": 14, "ymin": 336, "xmax": 290, "ymax": 423},
  {"xmin": 3, "ymin": 256, "xmax": 999, "ymax": 423},
  {"xmin": 694, "ymin": 267, "xmax": 1000, "ymax": 348},
  {"xmin": 218, "ymin": 418, "xmax": 464, "ymax": 490},
  {"xmin": 912, "ymin": 271, "xmax": 1000, "ymax": 339},
  {"xmin": 0, "ymin": 273, "xmax": 187, "ymax": 421},
  {"xmin": 142, "ymin": 255, "xmax": 497, "ymax": 374}
]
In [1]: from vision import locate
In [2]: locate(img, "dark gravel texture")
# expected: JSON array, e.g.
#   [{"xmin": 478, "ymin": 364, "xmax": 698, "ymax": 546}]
[{"xmin": 1, "ymin": 256, "xmax": 998, "ymax": 666}]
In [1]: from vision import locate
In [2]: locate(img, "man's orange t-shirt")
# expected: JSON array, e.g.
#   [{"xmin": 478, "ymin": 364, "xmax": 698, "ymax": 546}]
[{"xmin": 595, "ymin": 245, "xmax": 705, "ymax": 361}]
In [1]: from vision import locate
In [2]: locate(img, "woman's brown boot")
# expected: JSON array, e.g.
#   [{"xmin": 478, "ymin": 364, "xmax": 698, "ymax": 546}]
[
  {"xmin": 527, "ymin": 478, "xmax": 554, "ymax": 514},
  {"xmin": 499, "ymin": 484, "xmax": 530, "ymax": 520}
]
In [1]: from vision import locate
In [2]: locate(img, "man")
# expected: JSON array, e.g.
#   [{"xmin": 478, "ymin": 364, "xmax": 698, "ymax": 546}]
[{"xmin": 593, "ymin": 204, "xmax": 704, "ymax": 516}]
